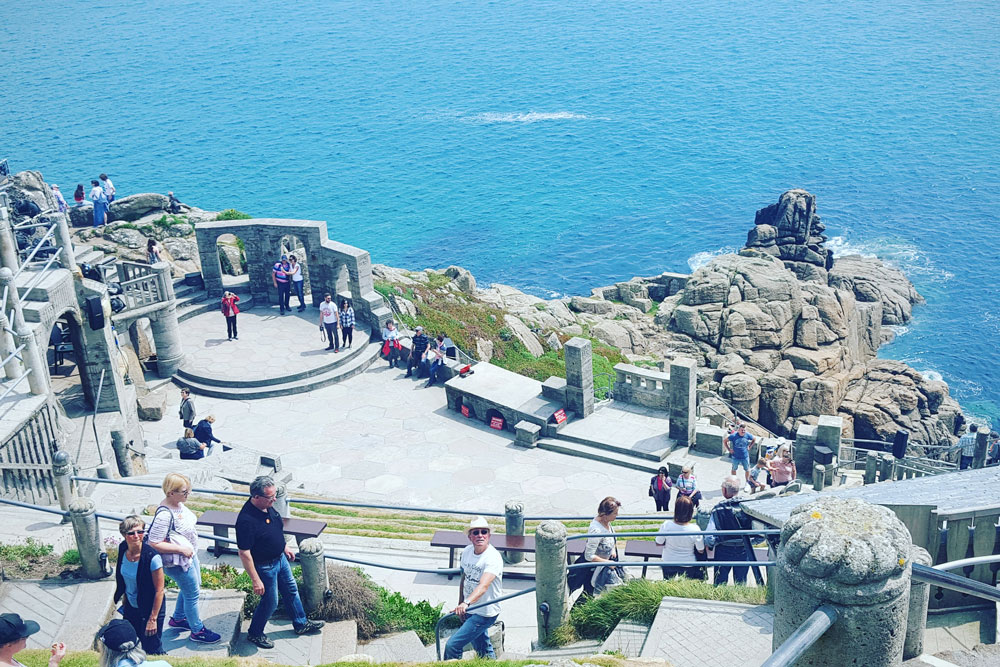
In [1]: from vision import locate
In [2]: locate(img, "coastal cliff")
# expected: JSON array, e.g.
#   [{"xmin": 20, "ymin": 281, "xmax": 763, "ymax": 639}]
[{"xmin": 4, "ymin": 172, "xmax": 963, "ymax": 449}]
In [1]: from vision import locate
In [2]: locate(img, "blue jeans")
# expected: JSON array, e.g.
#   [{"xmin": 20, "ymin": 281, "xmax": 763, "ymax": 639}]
[
  {"xmin": 248, "ymin": 555, "xmax": 308, "ymax": 637},
  {"xmin": 427, "ymin": 359, "xmax": 444, "ymax": 385},
  {"xmin": 276, "ymin": 282, "xmax": 291, "ymax": 312},
  {"xmin": 292, "ymin": 280, "xmax": 305, "ymax": 308},
  {"xmin": 444, "ymin": 613, "xmax": 498, "ymax": 659},
  {"xmin": 164, "ymin": 556, "xmax": 204, "ymax": 632},
  {"xmin": 960, "ymin": 454, "xmax": 973, "ymax": 470},
  {"xmin": 713, "ymin": 543, "xmax": 749, "ymax": 586}
]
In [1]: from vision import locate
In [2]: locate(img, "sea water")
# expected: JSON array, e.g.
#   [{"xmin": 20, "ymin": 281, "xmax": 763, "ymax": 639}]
[{"xmin": 2, "ymin": 0, "xmax": 998, "ymax": 423}]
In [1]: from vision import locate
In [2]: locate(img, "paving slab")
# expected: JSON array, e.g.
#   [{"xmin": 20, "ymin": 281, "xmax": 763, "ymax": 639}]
[
  {"xmin": 360, "ymin": 630, "xmax": 433, "ymax": 663},
  {"xmin": 230, "ymin": 615, "xmax": 329, "ymax": 665},
  {"xmin": 158, "ymin": 588, "xmax": 243, "ymax": 657},
  {"xmin": 640, "ymin": 597, "xmax": 773, "ymax": 667},
  {"xmin": 600, "ymin": 619, "xmax": 650, "ymax": 657},
  {"xmin": 0, "ymin": 578, "xmax": 116, "ymax": 651}
]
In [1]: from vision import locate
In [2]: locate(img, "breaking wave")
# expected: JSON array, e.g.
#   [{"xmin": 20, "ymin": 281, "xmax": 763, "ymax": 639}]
[
  {"xmin": 827, "ymin": 235, "xmax": 954, "ymax": 284},
  {"xmin": 464, "ymin": 111, "xmax": 591, "ymax": 123},
  {"xmin": 687, "ymin": 246, "xmax": 739, "ymax": 271}
]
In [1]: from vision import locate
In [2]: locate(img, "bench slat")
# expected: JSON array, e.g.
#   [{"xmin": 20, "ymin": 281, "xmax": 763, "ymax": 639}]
[{"xmin": 197, "ymin": 509, "xmax": 327, "ymax": 540}]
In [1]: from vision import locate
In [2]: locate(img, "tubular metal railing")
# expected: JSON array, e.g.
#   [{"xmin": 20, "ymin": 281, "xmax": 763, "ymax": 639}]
[
  {"xmin": 699, "ymin": 391, "xmax": 777, "ymax": 439},
  {"xmin": 762, "ymin": 605, "xmax": 839, "ymax": 667}
]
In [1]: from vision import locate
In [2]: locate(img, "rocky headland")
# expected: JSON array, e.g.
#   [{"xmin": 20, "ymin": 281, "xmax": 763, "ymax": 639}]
[{"xmin": 4, "ymin": 170, "xmax": 964, "ymax": 449}]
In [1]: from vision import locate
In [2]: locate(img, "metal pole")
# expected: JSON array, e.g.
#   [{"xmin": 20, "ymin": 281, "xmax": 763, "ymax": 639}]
[
  {"xmin": 761, "ymin": 605, "xmax": 838, "ymax": 667},
  {"xmin": 92, "ymin": 369, "xmax": 105, "ymax": 465}
]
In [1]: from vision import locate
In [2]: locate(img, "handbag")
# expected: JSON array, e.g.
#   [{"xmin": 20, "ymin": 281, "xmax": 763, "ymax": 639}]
[{"xmin": 149, "ymin": 506, "xmax": 193, "ymax": 562}]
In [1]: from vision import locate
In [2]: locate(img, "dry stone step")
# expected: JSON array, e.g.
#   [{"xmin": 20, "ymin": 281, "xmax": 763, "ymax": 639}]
[
  {"xmin": 160, "ymin": 588, "xmax": 244, "ymax": 658},
  {"xmin": 536, "ymin": 437, "xmax": 660, "ymax": 474},
  {"xmin": 360, "ymin": 630, "xmax": 434, "ymax": 663}
]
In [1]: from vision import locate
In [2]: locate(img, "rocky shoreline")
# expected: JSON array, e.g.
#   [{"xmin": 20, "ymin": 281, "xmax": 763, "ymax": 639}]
[{"xmin": 4, "ymin": 170, "xmax": 965, "ymax": 449}]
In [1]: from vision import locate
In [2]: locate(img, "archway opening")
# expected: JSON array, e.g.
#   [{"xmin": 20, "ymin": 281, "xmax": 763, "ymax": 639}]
[
  {"xmin": 47, "ymin": 313, "xmax": 89, "ymax": 411},
  {"xmin": 216, "ymin": 233, "xmax": 250, "ymax": 291}
]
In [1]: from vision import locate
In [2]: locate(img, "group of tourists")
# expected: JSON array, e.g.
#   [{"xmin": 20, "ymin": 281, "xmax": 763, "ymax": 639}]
[
  {"xmin": 176, "ymin": 388, "xmax": 223, "ymax": 459},
  {"xmin": 955, "ymin": 423, "xmax": 1000, "ymax": 469},
  {"xmin": 59, "ymin": 173, "xmax": 117, "ymax": 227},
  {"xmin": 271, "ymin": 254, "xmax": 307, "ymax": 315},
  {"xmin": 318, "ymin": 293, "xmax": 355, "ymax": 352}
]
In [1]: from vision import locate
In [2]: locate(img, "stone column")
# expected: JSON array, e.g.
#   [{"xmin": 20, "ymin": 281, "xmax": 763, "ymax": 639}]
[
  {"xmin": 0, "ymin": 204, "xmax": 19, "ymax": 272},
  {"xmin": 534, "ymin": 521, "xmax": 569, "ymax": 647},
  {"xmin": 151, "ymin": 262, "xmax": 177, "ymax": 301},
  {"xmin": 668, "ymin": 358, "xmax": 697, "ymax": 446},
  {"xmin": 274, "ymin": 483, "xmax": 290, "ymax": 518},
  {"xmin": 904, "ymin": 547, "xmax": 932, "ymax": 660},
  {"xmin": 864, "ymin": 453, "xmax": 878, "ymax": 485},
  {"xmin": 502, "ymin": 500, "xmax": 525, "ymax": 565},
  {"xmin": 52, "ymin": 213, "xmax": 78, "ymax": 274},
  {"xmin": 816, "ymin": 414, "xmax": 843, "ymax": 456},
  {"xmin": 297, "ymin": 538, "xmax": 329, "ymax": 615},
  {"xmin": 52, "ymin": 450, "xmax": 75, "ymax": 520},
  {"xmin": 110, "ymin": 429, "xmax": 134, "ymax": 477},
  {"xmin": 879, "ymin": 453, "xmax": 894, "ymax": 483},
  {"xmin": 149, "ymin": 304, "xmax": 184, "ymax": 378},
  {"xmin": 69, "ymin": 497, "xmax": 103, "ymax": 579},
  {"xmin": 973, "ymin": 430, "xmax": 989, "ymax": 469},
  {"xmin": 564, "ymin": 338, "xmax": 593, "ymax": 418},
  {"xmin": 0, "ymin": 312, "xmax": 19, "ymax": 380},
  {"xmin": 772, "ymin": 497, "xmax": 913, "ymax": 666}
]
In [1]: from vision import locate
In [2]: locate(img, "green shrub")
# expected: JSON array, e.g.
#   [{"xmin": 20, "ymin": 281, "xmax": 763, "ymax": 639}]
[
  {"xmin": 369, "ymin": 588, "xmax": 443, "ymax": 644},
  {"xmin": 59, "ymin": 550, "xmax": 81, "ymax": 566},
  {"xmin": 0, "ymin": 538, "xmax": 54, "ymax": 572},
  {"xmin": 374, "ymin": 280, "xmax": 398, "ymax": 301},
  {"xmin": 425, "ymin": 272, "xmax": 452, "ymax": 289},
  {"xmin": 551, "ymin": 577, "xmax": 767, "ymax": 645},
  {"xmin": 215, "ymin": 209, "xmax": 252, "ymax": 221}
]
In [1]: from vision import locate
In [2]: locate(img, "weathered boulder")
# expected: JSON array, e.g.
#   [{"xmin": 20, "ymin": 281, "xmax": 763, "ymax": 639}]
[
  {"xmin": 569, "ymin": 296, "xmax": 614, "ymax": 315},
  {"xmin": 137, "ymin": 392, "xmax": 166, "ymax": 421},
  {"xmin": 828, "ymin": 255, "xmax": 923, "ymax": 326},
  {"xmin": 5, "ymin": 171, "xmax": 54, "ymax": 221},
  {"xmin": 476, "ymin": 337, "xmax": 494, "ymax": 361},
  {"xmin": 103, "ymin": 226, "xmax": 147, "ymax": 250},
  {"xmin": 745, "ymin": 189, "xmax": 833, "ymax": 282},
  {"xmin": 445, "ymin": 265, "xmax": 477, "ymax": 294},
  {"xmin": 108, "ymin": 193, "xmax": 170, "ymax": 223},
  {"xmin": 503, "ymin": 314, "xmax": 544, "ymax": 357},
  {"xmin": 545, "ymin": 332, "xmax": 562, "ymax": 351},
  {"xmin": 69, "ymin": 203, "xmax": 95, "ymax": 227},
  {"xmin": 217, "ymin": 243, "xmax": 245, "ymax": 276},
  {"xmin": 592, "ymin": 320, "xmax": 631, "ymax": 351}
]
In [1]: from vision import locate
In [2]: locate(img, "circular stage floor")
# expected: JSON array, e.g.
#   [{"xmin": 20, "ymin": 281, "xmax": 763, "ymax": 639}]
[{"xmin": 176, "ymin": 304, "xmax": 371, "ymax": 386}]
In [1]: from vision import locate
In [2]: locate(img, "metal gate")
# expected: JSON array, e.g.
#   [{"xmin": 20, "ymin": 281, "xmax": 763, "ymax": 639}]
[{"xmin": 0, "ymin": 403, "xmax": 59, "ymax": 505}]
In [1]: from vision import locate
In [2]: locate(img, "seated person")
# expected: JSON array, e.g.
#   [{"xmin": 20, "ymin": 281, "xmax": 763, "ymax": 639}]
[
  {"xmin": 176, "ymin": 428, "xmax": 209, "ymax": 460},
  {"xmin": 0, "ymin": 613, "xmax": 65, "ymax": 667},
  {"xmin": 674, "ymin": 466, "xmax": 702, "ymax": 507},
  {"xmin": 193, "ymin": 416, "xmax": 222, "ymax": 450},
  {"xmin": 748, "ymin": 457, "xmax": 769, "ymax": 492},
  {"xmin": 97, "ymin": 619, "xmax": 171, "ymax": 667}
]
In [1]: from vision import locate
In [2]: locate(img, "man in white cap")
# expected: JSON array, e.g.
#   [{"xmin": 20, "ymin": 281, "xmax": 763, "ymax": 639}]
[
  {"xmin": 444, "ymin": 516, "xmax": 504, "ymax": 659},
  {"xmin": 405, "ymin": 325, "xmax": 430, "ymax": 378}
]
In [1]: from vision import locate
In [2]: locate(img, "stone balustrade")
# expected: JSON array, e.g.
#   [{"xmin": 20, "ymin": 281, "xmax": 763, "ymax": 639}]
[{"xmin": 613, "ymin": 362, "xmax": 671, "ymax": 410}]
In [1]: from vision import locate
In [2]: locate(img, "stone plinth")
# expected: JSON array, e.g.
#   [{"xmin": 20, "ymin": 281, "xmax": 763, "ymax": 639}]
[
  {"xmin": 514, "ymin": 420, "xmax": 541, "ymax": 448},
  {"xmin": 772, "ymin": 497, "xmax": 913, "ymax": 666},
  {"xmin": 564, "ymin": 338, "xmax": 593, "ymax": 418},
  {"xmin": 668, "ymin": 358, "xmax": 697, "ymax": 446}
]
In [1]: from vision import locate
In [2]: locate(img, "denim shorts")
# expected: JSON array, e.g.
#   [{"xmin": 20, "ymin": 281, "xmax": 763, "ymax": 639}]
[{"xmin": 731, "ymin": 453, "xmax": 751, "ymax": 471}]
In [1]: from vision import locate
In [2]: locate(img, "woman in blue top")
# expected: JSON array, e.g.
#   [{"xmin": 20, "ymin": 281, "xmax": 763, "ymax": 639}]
[{"xmin": 113, "ymin": 516, "xmax": 165, "ymax": 655}]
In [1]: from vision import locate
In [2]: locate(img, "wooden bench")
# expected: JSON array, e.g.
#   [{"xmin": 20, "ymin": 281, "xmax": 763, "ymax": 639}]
[
  {"xmin": 430, "ymin": 530, "xmax": 586, "ymax": 578},
  {"xmin": 198, "ymin": 510, "xmax": 327, "ymax": 556},
  {"xmin": 625, "ymin": 539, "xmax": 770, "ymax": 578}
]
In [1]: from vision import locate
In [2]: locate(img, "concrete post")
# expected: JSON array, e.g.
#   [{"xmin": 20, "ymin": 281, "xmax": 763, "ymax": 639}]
[
  {"xmin": 502, "ymin": 500, "xmax": 525, "ymax": 565},
  {"xmin": 772, "ymin": 497, "xmax": 912, "ymax": 666},
  {"xmin": 151, "ymin": 262, "xmax": 177, "ymax": 301},
  {"xmin": 668, "ymin": 358, "xmax": 697, "ymax": 446},
  {"xmin": 297, "ymin": 538, "xmax": 329, "ymax": 615},
  {"xmin": 879, "ymin": 453, "xmax": 894, "ymax": 483},
  {"xmin": 0, "ymin": 311, "xmax": 19, "ymax": 380},
  {"xmin": 0, "ymin": 205, "xmax": 19, "ymax": 272},
  {"xmin": 274, "ymin": 483, "xmax": 290, "ymax": 518},
  {"xmin": 564, "ymin": 338, "xmax": 594, "ymax": 418},
  {"xmin": 52, "ymin": 213, "xmax": 78, "ymax": 274},
  {"xmin": 816, "ymin": 414, "xmax": 843, "ymax": 455},
  {"xmin": 148, "ymin": 305, "xmax": 184, "ymax": 378},
  {"xmin": 52, "ymin": 450, "xmax": 75, "ymax": 520},
  {"xmin": 69, "ymin": 497, "xmax": 103, "ymax": 579},
  {"xmin": 534, "ymin": 521, "xmax": 569, "ymax": 647},
  {"xmin": 812, "ymin": 464, "xmax": 827, "ymax": 491},
  {"xmin": 973, "ymin": 430, "xmax": 989, "ymax": 469},
  {"xmin": 864, "ymin": 453, "xmax": 878, "ymax": 485},
  {"xmin": 904, "ymin": 547, "xmax": 932, "ymax": 660},
  {"xmin": 110, "ymin": 429, "xmax": 134, "ymax": 477}
]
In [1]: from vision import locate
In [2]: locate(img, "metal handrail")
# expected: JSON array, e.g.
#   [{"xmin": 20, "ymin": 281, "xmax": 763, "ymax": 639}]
[
  {"xmin": 762, "ymin": 605, "xmax": 838, "ymax": 667},
  {"xmin": 0, "ymin": 343, "xmax": 25, "ymax": 371},
  {"xmin": 933, "ymin": 554, "xmax": 1000, "ymax": 571},
  {"xmin": 11, "ymin": 224, "xmax": 55, "ymax": 279},
  {"xmin": 434, "ymin": 587, "xmax": 536, "ymax": 660},
  {"xmin": 566, "ymin": 529, "xmax": 779, "ymax": 540},
  {"xmin": 912, "ymin": 563, "xmax": 1000, "ymax": 603},
  {"xmin": 69, "ymin": 476, "xmax": 667, "ymax": 521},
  {"xmin": 18, "ymin": 247, "xmax": 63, "ymax": 303},
  {"xmin": 699, "ymin": 391, "xmax": 777, "ymax": 439},
  {"xmin": 0, "ymin": 368, "xmax": 31, "ymax": 402},
  {"xmin": 567, "ymin": 559, "xmax": 775, "ymax": 570}
]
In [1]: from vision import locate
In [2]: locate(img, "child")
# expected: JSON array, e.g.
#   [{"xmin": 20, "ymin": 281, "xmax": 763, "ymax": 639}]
[{"xmin": 749, "ymin": 457, "xmax": 769, "ymax": 493}]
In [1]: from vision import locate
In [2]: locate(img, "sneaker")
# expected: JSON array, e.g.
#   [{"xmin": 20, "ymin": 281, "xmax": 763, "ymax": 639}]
[
  {"xmin": 190, "ymin": 627, "xmax": 222, "ymax": 644},
  {"xmin": 168, "ymin": 617, "xmax": 190, "ymax": 630},
  {"xmin": 234, "ymin": 336, "xmax": 238, "ymax": 340},
  {"xmin": 294, "ymin": 620, "xmax": 325, "ymax": 635},
  {"xmin": 247, "ymin": 634, "xmax": 274, "ymax": 649}
]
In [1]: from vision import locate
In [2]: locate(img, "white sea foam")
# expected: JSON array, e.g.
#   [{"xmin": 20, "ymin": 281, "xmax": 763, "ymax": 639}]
[
  {"xmin": 886, "ymin": 325, "xmax": 910, "ymax": 338},
  {"xmin": 465, "ymin": 111, "xmax": 590, "ymax": 124},
  {"xmin": 827, "ymin": 235, "xmax": 954, "ymax": 284},
  {"xmin": 687, "ymin": 246, "xmax": 739, "ymax": 271}
]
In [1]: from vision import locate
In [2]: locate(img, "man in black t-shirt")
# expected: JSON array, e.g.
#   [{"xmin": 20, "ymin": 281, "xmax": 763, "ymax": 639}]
[
  {"xmin": 236, "ymin": 475, "xmax": 324, "ymax": 649},
  {"xmin": 405, "ymin": 326, "xmax": 430, "ymax": 378}
]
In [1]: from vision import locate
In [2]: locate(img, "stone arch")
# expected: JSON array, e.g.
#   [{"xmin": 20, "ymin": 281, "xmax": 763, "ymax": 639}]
[
  {"xmin": 215, "ymin": 232, "xmax": 250, "ymax": 290},
  {"xmin": 48, "ymin": 308, "xmax": 94, "ymax": 406},
  {"xmin": 485, "ymin": 407, "xmax": 507, "ymax": 431}
]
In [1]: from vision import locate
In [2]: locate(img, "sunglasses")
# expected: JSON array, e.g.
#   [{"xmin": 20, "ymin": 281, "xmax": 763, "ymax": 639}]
[
  {"xmin": 125, "ymin": 530, "xmax": 145, "ymax": 536},
  {"xmin": 470, "ymin": 529, "xmax": 489, "ymax": 536}
]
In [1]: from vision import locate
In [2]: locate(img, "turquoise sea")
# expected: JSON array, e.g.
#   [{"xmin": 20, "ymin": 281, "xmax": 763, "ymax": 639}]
[{"xmin": 2, "ymin": 0, "xmax": 998, "ymax": 424}]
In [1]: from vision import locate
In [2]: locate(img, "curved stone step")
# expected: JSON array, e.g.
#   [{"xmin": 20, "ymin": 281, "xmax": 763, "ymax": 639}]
[
  {"xmin": 536, "ymin": 437, "xmax": 660, "ymax": 473},
  {"xmin": 175, "ymin": 327, "xmax": 372, "ymax": 388},
  {"xmin": 172, "ymin": 341, "xmax": 381, "ymax": 399}
]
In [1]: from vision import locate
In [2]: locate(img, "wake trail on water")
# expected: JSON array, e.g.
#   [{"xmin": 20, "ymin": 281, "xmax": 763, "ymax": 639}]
[{"xmin": 462, "ymin": 111, "xmax": 593, "ymax": 124}]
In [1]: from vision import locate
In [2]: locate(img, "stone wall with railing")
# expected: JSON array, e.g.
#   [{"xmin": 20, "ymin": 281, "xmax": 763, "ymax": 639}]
[{"xmin": 613, "ymin": 362, "xmax": 671, "ymax": 409}]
